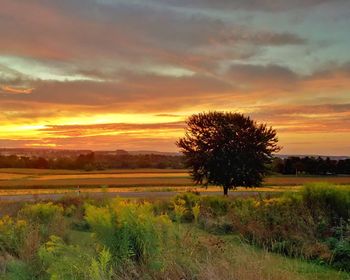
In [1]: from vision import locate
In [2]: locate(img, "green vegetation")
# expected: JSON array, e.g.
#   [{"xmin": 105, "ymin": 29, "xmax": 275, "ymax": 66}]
[
  {"xmin": 0, "ymin": 183, "xmax": 349, "ymax": 279},
  {"xmin": 191, "ymin": 183, "xmax": 350, "ymax": 271}
]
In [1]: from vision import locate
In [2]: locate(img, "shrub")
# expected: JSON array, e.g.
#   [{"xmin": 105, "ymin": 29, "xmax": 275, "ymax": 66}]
[
  {"xmin": 58, "ymin": 195, "xmax": 85, "ymax": 208},
  {"xmin": 0, "ymin": 216, "xmax": 28, "ymax": 256},
  {"xmin": 85, "ymin": 199, "xmax": 173, "ymax": 270},
  {"xmin": 173, "ymin": 198, "xmax": 187, "ymax": 223},
  {"xmin": 172, "ymin": 193, "xmax": 201, "ymax": 222},
  {"xmin": 3, "ymin": 260, "xmax": 32, "ymax": 280},
  {"xmin": 200, "ymin": 196, "xmax": 231, "ymax": 217},
  {"xmin": 18, "ymin": 202, "xmax": 66, "ymax": 239},
  {"xmin": 192, "ymin": 203, "xmax": 200, "ymax": 224},
  {"xmin": 222, "ymin": 184, "xmax": 350, "ymax": 270},
  {"xmin": 39, "ymin": 235, "xmax": 92, "ymax": 280},
  {"xmin": 18, "ymin": 202, "xmax": 63, "ymax": 225},
  {"xmin": 174, "ymin": 193, "xmax": 200, "ymax": 209},
  {"xmin": 301, "ymin": 183, "xmax": 350, "ymax": 221},
  {"xmin": 64, "ymin": 204, "xmax": 77, "ymax": 217},
  {"xmin": 330, "ymin": 239, "xmax": 350, "ymax": 270},
  {"xmin": 152, "ymin": 200, "xmax": 172, "ymax": 216},
  {"xmin": 89, "ymin": 248, "xmax": 113, "ymax": 280},
  {"xmin": 230, "ymin": 195, "xmax": 321, "ymax": 257}
]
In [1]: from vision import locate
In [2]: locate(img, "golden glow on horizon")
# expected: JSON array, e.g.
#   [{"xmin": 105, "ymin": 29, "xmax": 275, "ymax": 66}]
[
  {"xmin": 52, "ymin": 113, "xmax": 184, "ymax": 126},
  {"xmin": 0, "ymin": 110, "xmax": 348, "ymax": 155},
  {"xmin": 0, "ymin": 113, "xmax": 185, "ymax": 141},
  {"xmin": 0, "ymin": 125, "xmax": 47, "ymax": 139},
  {"xmin": 25, "ymin": 143, "xmax": 58, "ymax": 148}
]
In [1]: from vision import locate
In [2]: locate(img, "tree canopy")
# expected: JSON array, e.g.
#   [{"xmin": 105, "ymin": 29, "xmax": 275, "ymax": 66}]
[{"xmin": 177, "ymin": 112, "xmax": 281, "ymax": 195}]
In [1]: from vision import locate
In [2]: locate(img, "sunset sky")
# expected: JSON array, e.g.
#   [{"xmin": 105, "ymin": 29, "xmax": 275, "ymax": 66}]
[{"xmin": 0, "ymin": 0, "xmax": 350, "ymax": 155}]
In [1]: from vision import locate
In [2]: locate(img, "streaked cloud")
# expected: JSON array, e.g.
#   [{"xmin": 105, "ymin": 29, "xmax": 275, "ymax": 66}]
[
  {"xmin": 149, "ymin": 0, "xmax": 347, "ymax": 12},
  {"xmin": 0, "ymin": 86, "xmax": 34, "ymax": 95}
]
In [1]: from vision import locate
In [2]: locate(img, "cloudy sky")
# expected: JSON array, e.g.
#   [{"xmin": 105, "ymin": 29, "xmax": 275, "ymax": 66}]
[{"xmin": 0, "ymin": 0, "xmax": 349, "ymax": 154}]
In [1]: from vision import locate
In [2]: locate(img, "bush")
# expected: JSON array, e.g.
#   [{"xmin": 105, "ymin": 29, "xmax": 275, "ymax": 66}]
[
  {"xmin": 0, "ymin": 216, "xmax": 28, "ymax": 256},
  {"xmin": 331, "ymin": 240, "xmax": 350, "ymax": 270},
  {"xmin": 2, "ymin": 260, "xmax": 32, "ymax": 280},
  {"xmin": 174, "ymin": 193, "xmax": 200, "ymax": 209},
  {"xmin": 301, "ymin": 183, "xmax": 350, "ymax": 220},
  {"xmin": 18, "ymin": 203, "xmax": 63, "ymax": 224},
  {"xmin": 223, "ymin": 184, "xmax": 350, "ymax": 270},
  {"xmin": 200, "ymin": 196, "xmax": 231, "ymax": 217},
  {"xmin": 85, "ymin": 199, "xmax": 173, "ymax": 270},
  {"xmin": 18, "ymin": 203, "xmax": 66, "ymax": 239},
  {"xmin": 0, "ymin": 215, "xmax": 47, "ymax": 262},
  {"xmin": 172, "ymin": 193, "xmax": 201, "ymax": 222},
  {"xmin": 39, "ymin": 235, "xmax": 93, "ymax": 280}
]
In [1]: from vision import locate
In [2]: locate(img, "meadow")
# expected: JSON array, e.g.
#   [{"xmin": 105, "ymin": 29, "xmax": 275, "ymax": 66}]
[{"xmin": 0, "ymin": 183, "xmax": 349, "ymax": 279}]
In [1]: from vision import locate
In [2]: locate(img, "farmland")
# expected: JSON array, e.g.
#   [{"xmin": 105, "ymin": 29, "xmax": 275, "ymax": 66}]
[{"xmin": 1, "ymin": 168, "xmax": 350, "ymax": 190}]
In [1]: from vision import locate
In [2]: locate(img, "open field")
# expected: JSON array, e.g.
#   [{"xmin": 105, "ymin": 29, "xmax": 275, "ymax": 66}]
[
  {"xmin": 0, "ymin": 185, "xmax": 296, "ymax": 196},
  {"xmin": 1, "ymin": 168, "xmax": 350, "ymax": 190}
]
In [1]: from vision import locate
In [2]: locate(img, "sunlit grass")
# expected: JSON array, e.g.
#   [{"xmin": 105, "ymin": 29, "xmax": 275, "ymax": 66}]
[{"xmin": 0, "ymin": 168, "xmax": 349, "ymax": 193}]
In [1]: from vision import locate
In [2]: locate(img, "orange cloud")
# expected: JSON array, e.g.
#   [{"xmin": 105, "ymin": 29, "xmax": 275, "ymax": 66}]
[{"xmin": 1, "ymin": 85, "xmax": 34, "ymax": 95}]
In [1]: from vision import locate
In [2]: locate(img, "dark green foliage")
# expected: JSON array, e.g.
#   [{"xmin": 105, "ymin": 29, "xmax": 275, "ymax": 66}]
[
  {"xmin": 200, "ymin": 196, "xmax": 230, "ymax": 217},
  {"xmin": 177, "ymin": 112, "xmax": 280, "ymax": 194},
  {"xmin": 221, "ymin": 184, "xmax": 350, "ymax": 271},
  {"xmin": 3, "ymin": 260, "xmax": 33, "ymax": 280},
  {"xmin": 301, "ymin": 183, "xmax": 350, "ymax": 220}
]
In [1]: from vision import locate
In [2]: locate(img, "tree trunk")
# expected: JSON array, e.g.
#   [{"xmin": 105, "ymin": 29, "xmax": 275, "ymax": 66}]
[{"xmin": 223, "ymin": 186, "xmax": 229, "ymax": 196}]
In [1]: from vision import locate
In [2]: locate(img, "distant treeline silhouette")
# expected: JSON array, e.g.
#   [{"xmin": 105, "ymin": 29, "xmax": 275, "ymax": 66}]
[
  {"xmin": 271, "ymin": 156, "xmax": 350, "ymax": 175},
  {"xmin": 0, "ymin": 153, "xmax": 349, "ymax": 175},
  {"xmin": 0, "ymin": 153, "xmax": 184, "ymax": 170}
]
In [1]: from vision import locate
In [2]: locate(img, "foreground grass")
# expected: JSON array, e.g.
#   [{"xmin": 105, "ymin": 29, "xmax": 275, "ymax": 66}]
[
  {"xmin": 1, "ymin": 186, "xmax": 350, "ymax": 279},
  {"xmin": 193, "ymin": 229, "xmax": 349, "ymax": 280},
  {"xmin": 66, "ymin": 225, "xmax": 350, "ymax": 280}
]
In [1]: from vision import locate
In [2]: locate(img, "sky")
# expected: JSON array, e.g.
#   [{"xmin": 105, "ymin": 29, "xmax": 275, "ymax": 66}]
[{"xmin": 0, "ymin": 0, "xmax": 350, "ymax": 155}]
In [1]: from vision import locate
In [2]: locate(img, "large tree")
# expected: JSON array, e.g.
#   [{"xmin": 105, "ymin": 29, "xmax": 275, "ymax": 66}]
[{"xmin": 177, "ymin": 112, "xmax": 281, "ymax": 195}]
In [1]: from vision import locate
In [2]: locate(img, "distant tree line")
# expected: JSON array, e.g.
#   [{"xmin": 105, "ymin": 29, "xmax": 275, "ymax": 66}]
[
  {"xmin": 0, "ymin": 153, "xmax": 185, "ymax": 170},
  {"xmin": 271, "ymin": 156, "xmax": 350, "ymax": 175},
  {"xmin": 0, "ymin": 153, "xmax": 349, "ymax": 175}
]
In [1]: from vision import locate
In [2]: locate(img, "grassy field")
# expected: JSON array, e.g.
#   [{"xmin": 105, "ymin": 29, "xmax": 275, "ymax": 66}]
[
  {"xmin": 1, "ymin": 168, "xmax": 350, "ymax": 190},
  {"xmin": 0, "ymin": 187, "xmax": 349, "ymax": 279}
]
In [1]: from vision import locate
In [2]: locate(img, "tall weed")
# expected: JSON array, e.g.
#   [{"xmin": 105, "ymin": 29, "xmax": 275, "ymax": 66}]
[{"xmin": 85, "ymin": 199, "xmax": 173, "ymax": 270}]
